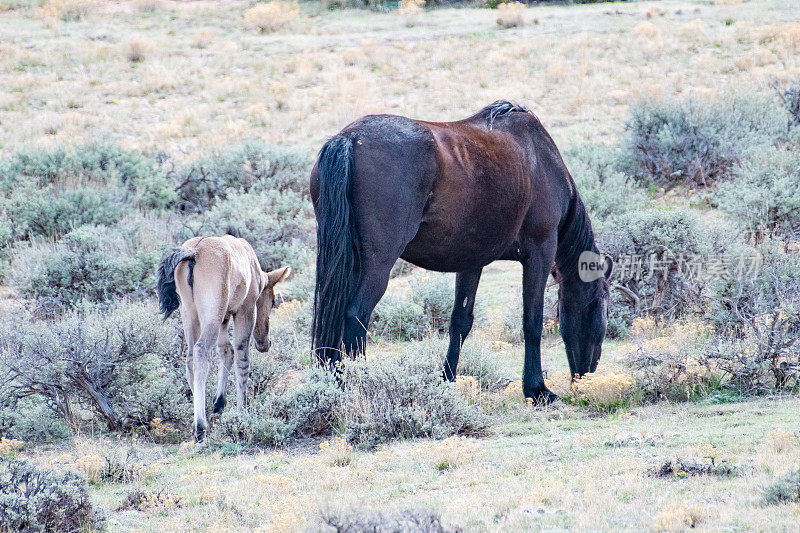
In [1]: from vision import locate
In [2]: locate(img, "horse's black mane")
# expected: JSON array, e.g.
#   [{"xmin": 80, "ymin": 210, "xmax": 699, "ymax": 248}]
[
  {"xmin": 476, "ymin": 100, "xmax": 530, "ymax": 129},
  {"xmin": 554, "ymin": 193, "xmax": 598, "ymax": 284}
]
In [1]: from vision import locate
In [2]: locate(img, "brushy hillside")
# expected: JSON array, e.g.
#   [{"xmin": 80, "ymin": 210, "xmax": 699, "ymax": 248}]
[{"xmin": 1, "ymin": 0, "xmax": 799, "ymax": 531}]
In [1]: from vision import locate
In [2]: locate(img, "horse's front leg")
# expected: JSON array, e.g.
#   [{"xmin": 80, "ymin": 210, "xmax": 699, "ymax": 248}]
[
  {"xmin": 521, "ymin": 240, "xmax": 559, "ymax": 404},
  {"xmin": 443, "ymin": 268, "xmax": 483, "ymax": 382}
]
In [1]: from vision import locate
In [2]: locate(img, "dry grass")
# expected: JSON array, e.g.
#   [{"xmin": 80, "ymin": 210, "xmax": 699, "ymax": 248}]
[
  {"xmin": 244, "ymin": 1, "xmax": 300, "ymax": 34},
  {"xmin": 496, "ymin": 2, "xmax": 525, "ymax": 30},
  {"xmin": 398, "ymin": 0, "xmax": 424, "ymax": 24},
  {"xmin": 135, "ymin": 0, "xmax": 161, "ymax": 13},
  {"xmin": 0, "ymin": 0, "xmax": 794, "ymax": 155},
  {"xmin": 653, "ymin": 503, "xmax": 704, "ymax": 531},
  {"xmin": 121, "ymin": 38, "xmax": 149, "ymax": 63},
  {"xmin": 0, "ymin": 437, "xmax": 24, "ymax": 455},
  {"xmin": 36, "ymin": 0, "xmax": 94, "ymax": 22},
  {"xmin": 570, "ymin": 367, "xmax": 636, "ymax": 412},
  {"xmin": 633, "ymin": 20, "xmax": 661, "ymax": 39}
]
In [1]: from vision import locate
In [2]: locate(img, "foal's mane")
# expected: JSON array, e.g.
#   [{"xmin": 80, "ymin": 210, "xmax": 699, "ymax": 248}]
[
  {"xmin": 554, "ymin": 193, "xmax": 597, "ymax": 284},
  {"xmin": 474, "ymin": 100, "xmax": 530, "ymax": 129}
]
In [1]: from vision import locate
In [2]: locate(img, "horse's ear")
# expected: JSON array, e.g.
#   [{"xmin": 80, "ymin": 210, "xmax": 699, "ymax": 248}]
[
  {"xmin": 267, "ymin": 266, "xmax": 291, "ymax": 287},
  {"xmin": 603, "ymin": 255, "xmax": 613, "ymax": 280}
]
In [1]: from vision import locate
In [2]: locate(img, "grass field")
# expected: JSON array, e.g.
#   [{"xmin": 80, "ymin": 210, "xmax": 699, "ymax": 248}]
[
  {"xmin": 2, "ymin": 0, "xmax": 797, "ymax": 155},
  {"xmin": 3, "ymin": 0, "xmax": 800, "ymax": 531}
]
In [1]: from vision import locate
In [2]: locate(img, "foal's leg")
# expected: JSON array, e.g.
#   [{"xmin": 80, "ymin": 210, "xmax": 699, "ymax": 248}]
[
  {"xmin": 232, "ymin": 309, "xmax": 255, "ymax": 409},
  {"xmin": 521, "ymin": 241, "xmax": 559, "ymax": 403},
  {"xmin": 213, "ymin": 317, "xmax": 234, "ymax": 415},
  {"xmin": 443, "ymin": 268, "xmax": 483, "ymax": 382},
  {"xmin": 192, "ymin": 321, "xmax": 221, "ymax": 442},
  {"xmin": 181, "ymin": 307, "xmax": 200, "ymax": 396}
]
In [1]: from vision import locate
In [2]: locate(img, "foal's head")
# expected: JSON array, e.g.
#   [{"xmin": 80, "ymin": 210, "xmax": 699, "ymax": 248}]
[
  {"xmin": 254, "ymin": 266, "xmax": 292, "ymax": 352},
  {"xmin": 557, "ymin": 252, "xmax": 613, "ymax": 377}
]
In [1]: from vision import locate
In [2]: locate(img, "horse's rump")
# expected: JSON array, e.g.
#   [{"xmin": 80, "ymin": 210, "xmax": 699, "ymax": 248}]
[{"xmin": 157, "ymin": 247, "xmax": 197, "ymax": 319}]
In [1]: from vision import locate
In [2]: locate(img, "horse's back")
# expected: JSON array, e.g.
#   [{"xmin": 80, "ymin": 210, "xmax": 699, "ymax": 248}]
[
  {"xmin": 317, "ymin": 105, "xmax": 568, "ymax": 272},
  {"xmin": 175, "ymin": 236, "xmax": 261, "ymax": 322}
]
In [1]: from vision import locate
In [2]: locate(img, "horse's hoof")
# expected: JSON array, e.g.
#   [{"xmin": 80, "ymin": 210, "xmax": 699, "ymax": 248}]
[
  {"xmin": 525, "ymin": 389, "xmax": 560, "ymax": 405},
  {"xmin": 194, "ymin": 423, "xmax": 207, "ymax": 443},
  {"xmin": 212, "ymin": 395, "xmax": 226, "ymax": 414}
]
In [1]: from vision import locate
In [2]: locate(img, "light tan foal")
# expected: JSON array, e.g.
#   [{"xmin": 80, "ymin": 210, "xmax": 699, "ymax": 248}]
[{"xmin": 158, "ymin": 235, "xmax": 290, "ymax": 442}]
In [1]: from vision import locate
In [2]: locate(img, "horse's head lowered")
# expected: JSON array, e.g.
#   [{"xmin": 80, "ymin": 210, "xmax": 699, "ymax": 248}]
[
  {"xmin": 254, "ymin": 266, "xmax": 292, "ymax": 352},
  {"xmin": 557, "ymin": 251, "xmax": 613, "ymax": 377}
]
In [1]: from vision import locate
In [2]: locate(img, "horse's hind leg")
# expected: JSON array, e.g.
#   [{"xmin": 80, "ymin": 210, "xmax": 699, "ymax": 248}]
[
  {"xmin": 181, "ymin": 307, "xmax": 200, "ymax": 396},
  {"xmin": 213, "ymin": 317, "xmax": 234, "ymax": 415},
  {"xmin": 443, "ymin": 268, "xmax": 483, "ymax": 382},
  {"xmin": 342, "ymin": 259, "xmax": 396, "ymax": 356},
  {"xmin": 192, "ymin": 322, "xmax": 221, "ymax": 442},
  {"xmin": 232, "ymin": 308, "xmax": 255, "ymax": 409}
]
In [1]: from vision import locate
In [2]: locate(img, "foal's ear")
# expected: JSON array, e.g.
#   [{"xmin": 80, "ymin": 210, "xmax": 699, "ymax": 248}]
[
  {"xmin": 267, "ymin": 266, "xmax": 292, "ymax": 287},
  {"xmin": 603, "ymin": 256, "xmax": 614, "ymax": 280}
]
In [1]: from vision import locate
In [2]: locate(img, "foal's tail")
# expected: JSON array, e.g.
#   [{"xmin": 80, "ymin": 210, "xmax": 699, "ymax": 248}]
[
  {"xmin": 312, "ymin": 135, "xmax": 359, "ymax": 364},
  {"xmin": 157, "ymin": 247, "xmax": 196, "ymax": 319}
]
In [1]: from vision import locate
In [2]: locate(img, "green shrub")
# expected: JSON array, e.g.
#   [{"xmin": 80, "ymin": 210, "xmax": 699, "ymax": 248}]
[
  {"xmin": 456, "ymin": 338, "xmax": 512, "ymax": 389},
  {"xmin": 339, "ymin": 344, "xmax": 486, "ymax": 449},
  {"xmin": 411, "ymin": 274, "xmax": 486, "ymax": 335},
  {"xmin": 213, "ymin": 368, "xmax": 341, "ymax": 447},
  {"xmin": 0, "ymin": 398, "xmax": 71, "ymax": 444},
  {"xmin": 410, "ymin": 275, "xmax": 455, "ymax": 333},
  {"xmin": 619, "ymin": 93, "xmax": 786, "ymax": 188},
  {"xmin": 763, "ymin": 469, "xmax": 800, "ymax": 504},
  {"xmin": 563, "ymin": 144, "xmax": 647, "ymax": 230},
  {"xmin": 0, "ymin": 142, "xmax": 172, "ymax": 210},
  {"xmin": 371, "ymin": 294, "xmax": 427, "ymax": 341},
  {"xmin": 278, "ymin": 265, "xmax": 316, "ymax": 304},
  {"xmin": 3, "ymin": 186, "xmax": 124, "ymax": 242},
  {"xmin": 706, "ymin": 240, "xmax": 800, "ymax": 393},
  {"xmin": 69, "ymin": 142, "xmax": 174, "ymax": 210},
  {"xmin": 10, "ymin": 223, "xmax": 167, "ymax": 310},
  {"xmin": 0, "ymin": 456, "xmax": 104, "ymax": 532},
  {"xmin": 284, "ymin": 368, "xmax": 343, "ymax": 437},
  {"xmin": 0, "ymin": 146, "xmax": 69, "ymax": 192},
  {"xmin": 0, "ymin": 302, "xmax": 189, "ymax": 434},
  {"xmin": 213, "ymin": 397, "xmax": 294, "ymax": 447},
  {"xmin": 715, "ymin": 147, "xmax": 800, "ymax": 238},
  {"xmin": 174, "ymin": 142, "xmax": 312, "ymax": 212},
  {"xmin": 598, "ymin": 209, "xmax": 712, "ymax": 324},
  {"xmin": 774, "ymin": 81, "xmax": 800, "ymax": 131},
  {"xmin": 317, "ymin": 508, "xmax": 459, "ymax": 533},
  {"xmin": 248, "ymin": 353, "xmax": 291, "ymax": 400},
  {"xmin": 214, "ymin": 345, "xmax": 485, "ymax": 450},
  {"xmin": 185, "ymin": 188, "xmax": 313, "ymax": 272}
]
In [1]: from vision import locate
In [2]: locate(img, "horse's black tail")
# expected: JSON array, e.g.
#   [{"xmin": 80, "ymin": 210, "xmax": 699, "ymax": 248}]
[
  {"xmin": 312, "ymin": 135, "xmax": 359, "ymax": 365},
  {"xmin": 157, "ymin": 247, "xmax": 196, "ymax": 319}
]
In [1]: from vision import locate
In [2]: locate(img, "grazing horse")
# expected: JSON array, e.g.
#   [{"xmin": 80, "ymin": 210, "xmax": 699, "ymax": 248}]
[
  {"xmin": 310, "ymin": 101, "xmax": 612, "ymax": 402},
  {"xmin": 157, "ymin": 235, "xmax": 290, "ymax": 441}
]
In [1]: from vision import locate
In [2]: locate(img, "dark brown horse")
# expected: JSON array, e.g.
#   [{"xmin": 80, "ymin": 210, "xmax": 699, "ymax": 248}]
[{"xmin": 310, "ymin": 101, "xmax": 612, "ymax": 402}]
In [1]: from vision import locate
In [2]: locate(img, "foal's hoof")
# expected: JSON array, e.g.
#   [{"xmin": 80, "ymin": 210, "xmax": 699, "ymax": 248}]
[
  {"xmin": 194, "ymin": 423, "xmax": 207, "ymax": 443},
  {"xmin": 525, "ymin": 388, "xmax": 560, "ymax": 406},
  {"xmin": 212, "ymin": 395, "xmax": 227, "ymax": 415}
]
